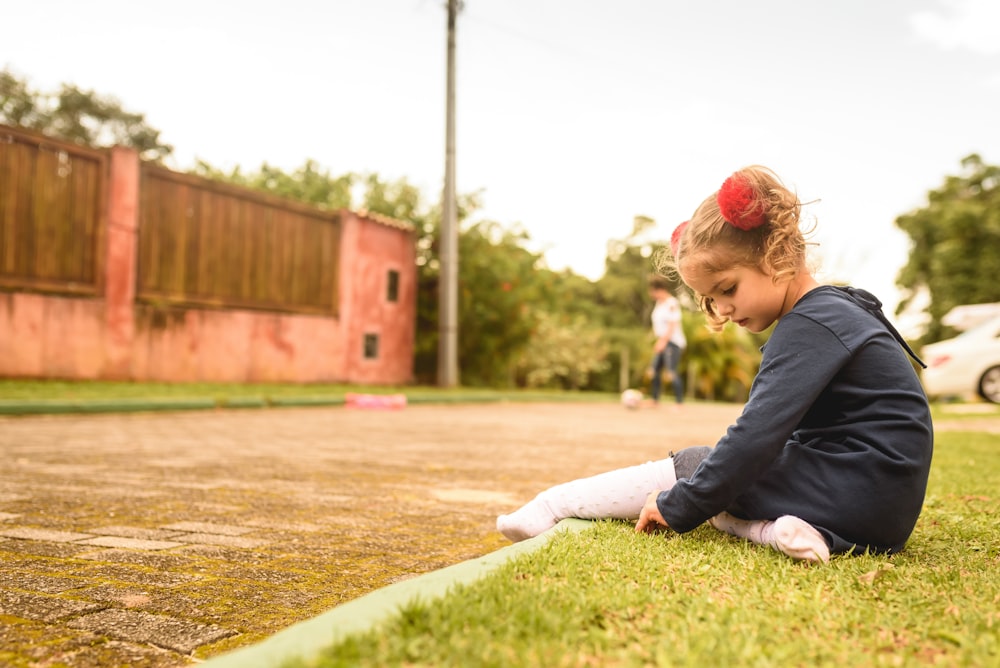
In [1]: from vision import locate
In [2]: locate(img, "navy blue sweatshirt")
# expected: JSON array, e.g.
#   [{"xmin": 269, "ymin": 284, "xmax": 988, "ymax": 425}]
[{"xmin": 656, "ymin": 286, "xmax": 933, "ymax": 554}]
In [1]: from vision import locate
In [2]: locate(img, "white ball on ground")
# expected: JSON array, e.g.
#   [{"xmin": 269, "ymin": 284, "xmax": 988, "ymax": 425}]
[{"xmin": 620, "ymin": 388, "xmax": 643, "ymax": 410}]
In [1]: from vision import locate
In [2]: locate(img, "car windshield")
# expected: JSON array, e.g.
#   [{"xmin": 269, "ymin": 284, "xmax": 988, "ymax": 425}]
[{"xmin": 955, "ymin": 316, "xmax": 1000, "ymax": 340}]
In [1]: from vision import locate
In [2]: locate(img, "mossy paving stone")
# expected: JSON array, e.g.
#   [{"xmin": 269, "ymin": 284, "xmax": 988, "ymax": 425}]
[
  {"xmin": 0, "ymin": 551, "xmax": 94, "ymax": 574},
  {"xmin": 0, "ymin": 620, "xmax": 181, "ymax": 668},
  {"xmin": 67, "ymin": 608, "xmax": 236, "ymax": 654},
  {"xmin": 146, "ymin": 579, "xmax": 304, "ymax": 625},
  {"xmin": 77, "ymin": 548, "xmax": 199, "ymax": 571},
  {"xmin": 41, "ymin": 639, "xmax": 185, "ymax": 668},
  {"xmin": 70, "ymin": 563, "xmax": 203, "ymax": 588},
  {"xmin": 75, "ymin": 583, "xmax": 167, "ymax": 609},
  {"xmin": 0, "ymin": 539, "xmax": 96, "ymax": 559},
  {"xmin": 2, "ymin": 572, "xmax": 91, "ymax": 594},
  {"xmin": 86, "ymin": 525, "xmax": 199, "ymax": 541},
  {"xmin": 0, "ymin": 590, "xmax": 106, "ymax": 622},
  {"xmin": 214, "ymin": 565, "xmax": 311, "ymax": 585},
  {"xmin": 170, "ymin": 545, "xmax": 280, "ymax": 567}
]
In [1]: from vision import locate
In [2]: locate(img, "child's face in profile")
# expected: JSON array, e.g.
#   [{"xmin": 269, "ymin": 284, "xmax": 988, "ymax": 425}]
[{"xmin": 680, "ymin": 259, "xmax": 785, "ymax": 333}]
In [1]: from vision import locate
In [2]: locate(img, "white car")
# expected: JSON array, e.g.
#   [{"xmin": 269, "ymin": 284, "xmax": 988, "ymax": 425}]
[{"xmin": 921, "ymin": 316, "xmax": 1000, "ymax": 403}]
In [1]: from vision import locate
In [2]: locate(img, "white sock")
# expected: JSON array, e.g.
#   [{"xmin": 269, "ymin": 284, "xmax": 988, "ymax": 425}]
[
  {"xmin": 768, "ymin": 515, "xmax": 831, "ymax": 563},
  {"xmin": 709, "ymin": 512, "xmax": 769, "ymax": 543},
  {"xmin": 709, "ymin": 512, "xmax": 830, "ymax": 563},
  {"xmin": 497, "ymin": 459, "xmax": 678, "ymax": 542}
]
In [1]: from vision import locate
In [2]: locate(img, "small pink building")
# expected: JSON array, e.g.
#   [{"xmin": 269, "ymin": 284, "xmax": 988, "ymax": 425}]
[{"xmin": 0, "ymin": 126, "xmax": 416, "ymax": 385}]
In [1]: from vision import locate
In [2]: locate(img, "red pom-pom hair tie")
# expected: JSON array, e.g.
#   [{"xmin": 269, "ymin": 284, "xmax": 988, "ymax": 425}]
[
  {"xmin": 670, "ymin": 221, "xmax": 689, "ymax": 257},
  {"xmin": 717, "ymin": 173, "xmax": 767, "ymax": 230}
]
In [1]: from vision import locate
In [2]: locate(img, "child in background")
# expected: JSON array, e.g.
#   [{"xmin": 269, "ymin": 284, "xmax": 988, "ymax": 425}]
[
  {"xmin": 646, "ymin": 275, "xmax": 686, "ymax": 407},
  {"xmin": 497, "ymin": 165, "xmax": 933, "ymax": 563}
]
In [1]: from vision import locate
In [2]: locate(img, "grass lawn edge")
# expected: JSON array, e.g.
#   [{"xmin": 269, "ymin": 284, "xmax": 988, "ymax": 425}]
[
  {"xmin": 0, "ymin": 390, "xmax": 617, "ymax": 415},
  {"xmin": 199, "ymin": 519, "xmax": 594, "ymax": 667}
]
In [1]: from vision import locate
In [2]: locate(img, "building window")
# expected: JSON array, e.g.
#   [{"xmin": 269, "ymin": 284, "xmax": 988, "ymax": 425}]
[
  {"xmin": 363, "ymin": 333, "xmax": 379, "ymax": 359},
  {"xmin": 386, "ymin": 269, "xmax": 400, "ymax": 303}
]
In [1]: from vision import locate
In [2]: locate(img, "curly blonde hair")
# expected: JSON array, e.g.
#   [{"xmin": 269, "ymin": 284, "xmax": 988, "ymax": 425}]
[{"xmin": 657, "ymin": 165, "xmax": 811, "ymax": 331}]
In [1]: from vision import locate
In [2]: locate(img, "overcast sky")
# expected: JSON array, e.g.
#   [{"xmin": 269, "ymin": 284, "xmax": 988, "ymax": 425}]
[{"xmin": 4, "ymin": 0, "xmax": 1000, "ymax": 324}]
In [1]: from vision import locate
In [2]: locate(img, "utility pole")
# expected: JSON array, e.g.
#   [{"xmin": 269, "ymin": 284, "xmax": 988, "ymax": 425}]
[{"xmin": 438, "ymin": 0, "xmax": 460, "ymax": 387}]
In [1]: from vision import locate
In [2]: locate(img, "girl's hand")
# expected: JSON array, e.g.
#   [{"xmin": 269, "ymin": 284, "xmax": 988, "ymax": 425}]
[{"xmin": 636, "ymin": 491, "xmax": 670, "ymax": 533}]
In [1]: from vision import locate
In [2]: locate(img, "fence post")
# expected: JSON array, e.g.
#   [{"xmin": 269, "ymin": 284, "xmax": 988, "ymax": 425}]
[
  {"xmin": 619, "ymin": 347, "xmax": 629, "ymax": 392},
  {"xmin": 103, "ymin": 146, "xmax": 139, "ymax": 379}
]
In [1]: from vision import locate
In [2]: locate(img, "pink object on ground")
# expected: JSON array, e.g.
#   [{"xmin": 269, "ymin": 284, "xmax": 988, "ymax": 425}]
[{"xmin": 344, "ymin": 393, "xmax": 408, "ymax": 410}]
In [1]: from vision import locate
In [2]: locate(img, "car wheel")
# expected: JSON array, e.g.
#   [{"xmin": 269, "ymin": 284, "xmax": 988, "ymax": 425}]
[{"xmin": 979, "ymin": 366, "xmax": 1000, "ymax": 404}]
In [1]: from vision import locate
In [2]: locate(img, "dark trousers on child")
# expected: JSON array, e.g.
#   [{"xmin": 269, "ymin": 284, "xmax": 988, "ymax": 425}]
[{"xmin": 651, "ymin": 342, "xmax": 684, "ymax": 403}]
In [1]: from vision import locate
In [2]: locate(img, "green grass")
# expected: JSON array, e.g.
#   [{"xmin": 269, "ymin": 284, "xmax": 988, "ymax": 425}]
[
  {"xmin": 931, "ymin": 401, "xmax": 1000, "ymax": 420},
  {"xmin": 0, "ymin": 379, "xmax": 368, "ymax": 400},
  {"xmin": 0, "ymin": 379, "xmax": 616, "ymax": 408},
  {"xmin": 292, "ymin": 431, "xmax": 1000, "ymax": 667},
  {"xmin": 2, "ymin": 379, "xmax": 994, "ymax": 418}
]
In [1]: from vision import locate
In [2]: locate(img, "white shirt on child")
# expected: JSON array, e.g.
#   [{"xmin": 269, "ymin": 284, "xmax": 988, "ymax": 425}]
[{"xmin": 651, "ymin": 296, "xmax": 686, "ymax": 348}]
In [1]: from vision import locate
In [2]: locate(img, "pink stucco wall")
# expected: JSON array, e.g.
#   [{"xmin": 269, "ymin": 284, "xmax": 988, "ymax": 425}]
[
  {"xmin": 128, "ymin": 308, "xmax": 344, "ymax": 383},
  {"xmin": 339, "ymin": 211, "xmax": 418, "ymax": 385},
  {"xmin": 103, "ymin": 146, "xmax": 140, "ymax": 379},
  {"xmin": 0, "ymin": 292, "xmax": 105, "ymax": 378},
  {"xmin": 0, "ymin": 147, "xmax": 416, "ymax": 385}
]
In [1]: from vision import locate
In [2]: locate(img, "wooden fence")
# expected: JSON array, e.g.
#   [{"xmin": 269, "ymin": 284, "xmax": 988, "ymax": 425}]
[
  {"xmin": 138, "ymin": 166, "xmax": 341, "ymax": 315},
  {"xmin": 0, "ymin": 125, "xmax": 342, "ymax": 315},
  {"xmin": 0, "ymin": 125, "xmax": 106, "ymax": 295}
]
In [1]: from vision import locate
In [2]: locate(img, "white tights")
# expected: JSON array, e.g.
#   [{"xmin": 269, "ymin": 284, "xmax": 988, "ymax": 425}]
[
  {"xmin": 497, "ymin": 459, "xmax": 678, "ymax": 541},
  {"xmin": 496, "ymin": 458, "xmax": 830, "ymax": 563}
]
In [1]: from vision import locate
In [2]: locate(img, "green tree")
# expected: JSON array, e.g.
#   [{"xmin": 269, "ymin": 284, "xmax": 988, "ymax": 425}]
[
  {"xmin": 0, "ymin": 68, "xmax": 173, "ymax": 161},
  {"xmin": 589, "ymin": 216, "xmax": 690, "ymax": 392},
  {"xmin": 596, "ymin": 216, "xmax": 680, "ymax": 329},
  {"xmin": 896, "ymin": 154, "xmax": 1000, "ymax": 342},
  {"xmin": 0, "ymin": 69, "xmax": 34, "ymax": 126},
  {"xmin": 192, "ymin": 159, "xmax": 354, "ymax": 210},
  {"xmin": 360, "ymin": 172, "xmax": 426, "ymax": 222},
  {"xmin": 513, "ymin": 310, "xmax": 610, "ymax": 389},
  {"xmin": 449, "ymin": 220, "xmax": 546, "ymax": 386},
  {"xmin": 680, "ymin": 313, "xmax": 764, "ymax": 402}
]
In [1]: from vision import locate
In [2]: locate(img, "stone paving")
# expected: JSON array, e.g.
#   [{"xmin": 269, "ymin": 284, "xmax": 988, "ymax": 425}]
[{"xmin": 16, "ymin": 399, "xmax": 975, "ymax": 666}]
